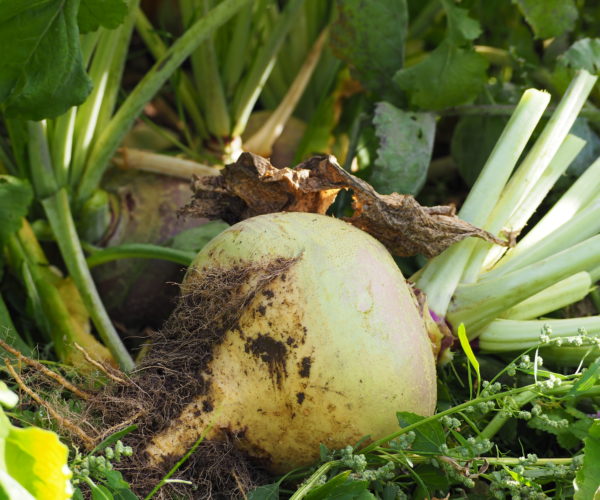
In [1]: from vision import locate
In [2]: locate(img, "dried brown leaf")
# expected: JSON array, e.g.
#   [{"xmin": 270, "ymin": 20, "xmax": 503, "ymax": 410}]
[{"xmin": 184, "ymin": 152, "xmax": 508, "ymax": 258}]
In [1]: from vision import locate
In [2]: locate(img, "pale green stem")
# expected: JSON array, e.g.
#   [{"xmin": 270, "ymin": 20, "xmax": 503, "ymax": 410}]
[
  {"xmin": 449, "ymin": 235, "xmax": 600, "ymax": 334},
  {"xmin": 478, "ymin": 316, "xmax": 600, "ymax": 351},
  {"xmin": 231, "ymin": 0, "xmax": 305, "ymax": 137},
  {"xmin": 78, "ymin": 0, "xmax": 253, "ymax": 204},
  {"xmin": 41, "ymin": 189, "xmax": 134, "ymax": 371},
  {"xmin": 499, "ymin": 272, "xmax": 592, "ymax": 320},
  {"xmin": 591, "ymin": 265, "xmax": 600, "ymax": 282},
  {"xmin": 70, "ymin": 28, "xmax": 124, "ymax": 187},
  {"xmin": 27, "ymin": 121, "xmax": 57, "ymax": 199},
  {"xmin": 479, "ymin": 390, "xmax": 537, "ymax": 440},
  {"xmin": 93, "ymin": 0, "xmax": 140, "ymax": 136},
  {"xmin": 113, "ymin": 147, "xmax": 219, "ymax": 178},
  {"xmin": 288, "ymin": 461, "xmax": 343, "ymax": 500},
  {"xmin": 474, "ymin": 45, "xmax": 513, "ymax": 66},
  {"xmin": 49, "ymin": 108, "xmax": 77, "ymax": 187},
  {"xmin": 507, "ymin": 156, "xmax": 600, "ymax": 257},
  {"xmin": 465, "ymin": 71, "xmax": 597, "ymax": 278},
  {"xmin": 244, "ymin": 27, "xmax": 328, "ymax": 155},
  {"xmin": 86, "ymin": 243, "xmax": 194, "ymax": 268},
  {"xmin": 471, "ymin": 133, "xmax": 587, "ymax": 276},
  {"xmin": 80, "ymin": 30, "xmax": 101, "ymax": 67},
  {"xmin": 134, "ymin": 7, "xmax": 207, "ymax": 138},
  {"xmin": 482, "ymin": 199, "xmax": 600, "ymax": 280},
  {"xmin": 181, "ymin": 0, "xmax": 231, "ymax": 137},
  {"xmin": 414, "ymin": 89, "xmax": 550, "ymax": 316},
  {"xmin": 222, "ymin": 3, "xmax": 253, "ymax": 96},
  {"xmin": 538, "ymin": 343, "xmax": 600, "ymax": 367},
  {"xmin": 362, "ymin": 385, "xmax": 540, "ymax": 454},
  {"xmin": 506, "ymin": 134, "xmax": 586, "ymax": 234}
]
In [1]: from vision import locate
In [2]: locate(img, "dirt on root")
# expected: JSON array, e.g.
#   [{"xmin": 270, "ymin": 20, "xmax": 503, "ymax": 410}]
[{"xmin": 86, "ymin": 256, "xmax": 297, "ymax": 498}]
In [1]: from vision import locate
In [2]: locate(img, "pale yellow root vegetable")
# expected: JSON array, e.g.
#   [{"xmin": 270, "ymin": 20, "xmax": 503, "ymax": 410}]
[{"xmin": 144, "ymin": 212, "xmax": 437, "ymax": 473}]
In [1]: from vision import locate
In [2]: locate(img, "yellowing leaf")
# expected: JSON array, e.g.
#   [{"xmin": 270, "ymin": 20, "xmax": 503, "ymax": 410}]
[
  {"xmin": 457, "ymin": 323, "xmax": 481, "ymax": 386},
  {"xmin": 0, "ymin": 387, "xmax": 73, "ymax": 500},
  {"xmin": 5, "ymin": 426, "xmax": 73, "ymax": 500},
  {"xmin": 55, "ymin": 277, "xmax": 115, "ymax": 370}
]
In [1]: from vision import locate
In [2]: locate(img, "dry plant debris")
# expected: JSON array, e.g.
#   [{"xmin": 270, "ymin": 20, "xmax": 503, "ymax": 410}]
[{"xmin": 184, "ymin": 152, "xmax": 508, "ymax": 258}]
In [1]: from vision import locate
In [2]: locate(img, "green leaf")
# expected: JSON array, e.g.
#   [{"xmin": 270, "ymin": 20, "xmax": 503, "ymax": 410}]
[
  {"xmin": 443, "ymin": 0, "xmax": 481, "ymax": 44},
  {"xmin": 0, "ymin": 294, "xmax": 33, "ymax": 357},
  {"xmin": 307, "ymin": 476, "xmax": 374, "ymax": 500},
  {"xmin": 557, "ymin": 419, "xmax": 592, "ymax": 450},
  {"xmin": 90, "ymin": 483, "xmax": 114, "ymax": 500},
  {"xmin": 78, "ymin": 0, "xmax": 128, "ymax": 33},
  {"xmin": 331, "ymin": 0, "xmax": 407, "ymax": 97},
  {"xmin": 371, "ymin": 102, "xmax": 435, "ymax": 195},
  {"xmin": 574, "ymin": 420, "xmax": 600, "ymax": 500},
  {"xmin": 451, "ymin": 114, "xmax": 508, "ymax": 186},
  {"xmin": 0, "ymin": 176, "xmax": 32, "ymax": 245},
  {"xmin": 568, "ymin": 358, "xmax": 600, "ymax": 397},
  {"xmin": 413, "ymin": 464, "xmax": 450, "ymax": 491},
  {"xmin": 394, "ymin": 41, "xmax": 489, "ymax": 110},
  {"xmin": 0, "ymin": 0, "xmax": 92, "ymax": 119},
  {"xmin": 112, "ymin": 489, "xmax": 139, "ymax": 500},
  {"xmin": 513, "ymin": 0, "xmax": 578, "ymax": 39},
  {"xmin": 305, "ymin": 471, "xmax": 351, "ymax": 500},
  {"xmin": 396, "ymin": 412, "xmax": 445, "ymax": 454},
  {"xmin": 102, "ymin": 469, "xmax": 131, "ymax": 491},
  {"xmin": 248, "ymin": 483, "xmax": 279, "ymax": 500},
  {"xmin": 170, "ymin": 222, "xmax": 230, "ymax": 253},
  {"xmin": 559, "ymin": 38, "xmax": 600, "ymax": 76}
]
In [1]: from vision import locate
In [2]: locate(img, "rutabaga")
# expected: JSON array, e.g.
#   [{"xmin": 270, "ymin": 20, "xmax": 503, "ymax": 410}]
[{"xmin": 141, "ymin": 212, "xmax": 437, "ymax": 473}]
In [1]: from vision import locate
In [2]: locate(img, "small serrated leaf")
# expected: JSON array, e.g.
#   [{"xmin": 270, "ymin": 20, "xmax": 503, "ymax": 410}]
[
  {"xmin": 442, "ymin": 0, "xmax": 481, "ymax": 44},
  {"xmin": 371, "ymin": 102, "xmax": 435, "ymax": 195}
]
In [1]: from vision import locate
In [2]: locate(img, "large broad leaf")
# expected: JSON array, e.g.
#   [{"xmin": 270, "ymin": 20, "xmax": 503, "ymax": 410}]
[
  {"xmin": 0, "ymin": 0, "xmax": 92, "ymax": 119},
  {"xmin": 371, "ymin": 102, "xmax": 435, "ymax": 195},
  {"xmin": 513, "ymin": 0, "xmax": 578, "ymax": 39},
  {"xmin": 331, "ymin": 0, "xmax": 407, "ymax": 98},
  {"xmin": 78, "ymin": 0, "xmax": 128, "ymax": 33},
  {"xmin": 394, "ymin": 41, "xmax": 489, "ymax": 110},
  {"xmin": 574, "ymin": 420, "xmax": 600, "ymax": 500},
  {"xmin": 0, "ymin": 386, "xmax": 72, "ymax": 500},
  {"xmin": 0, "ymin": 176, "xmax": 32, "ymax": 245}
]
